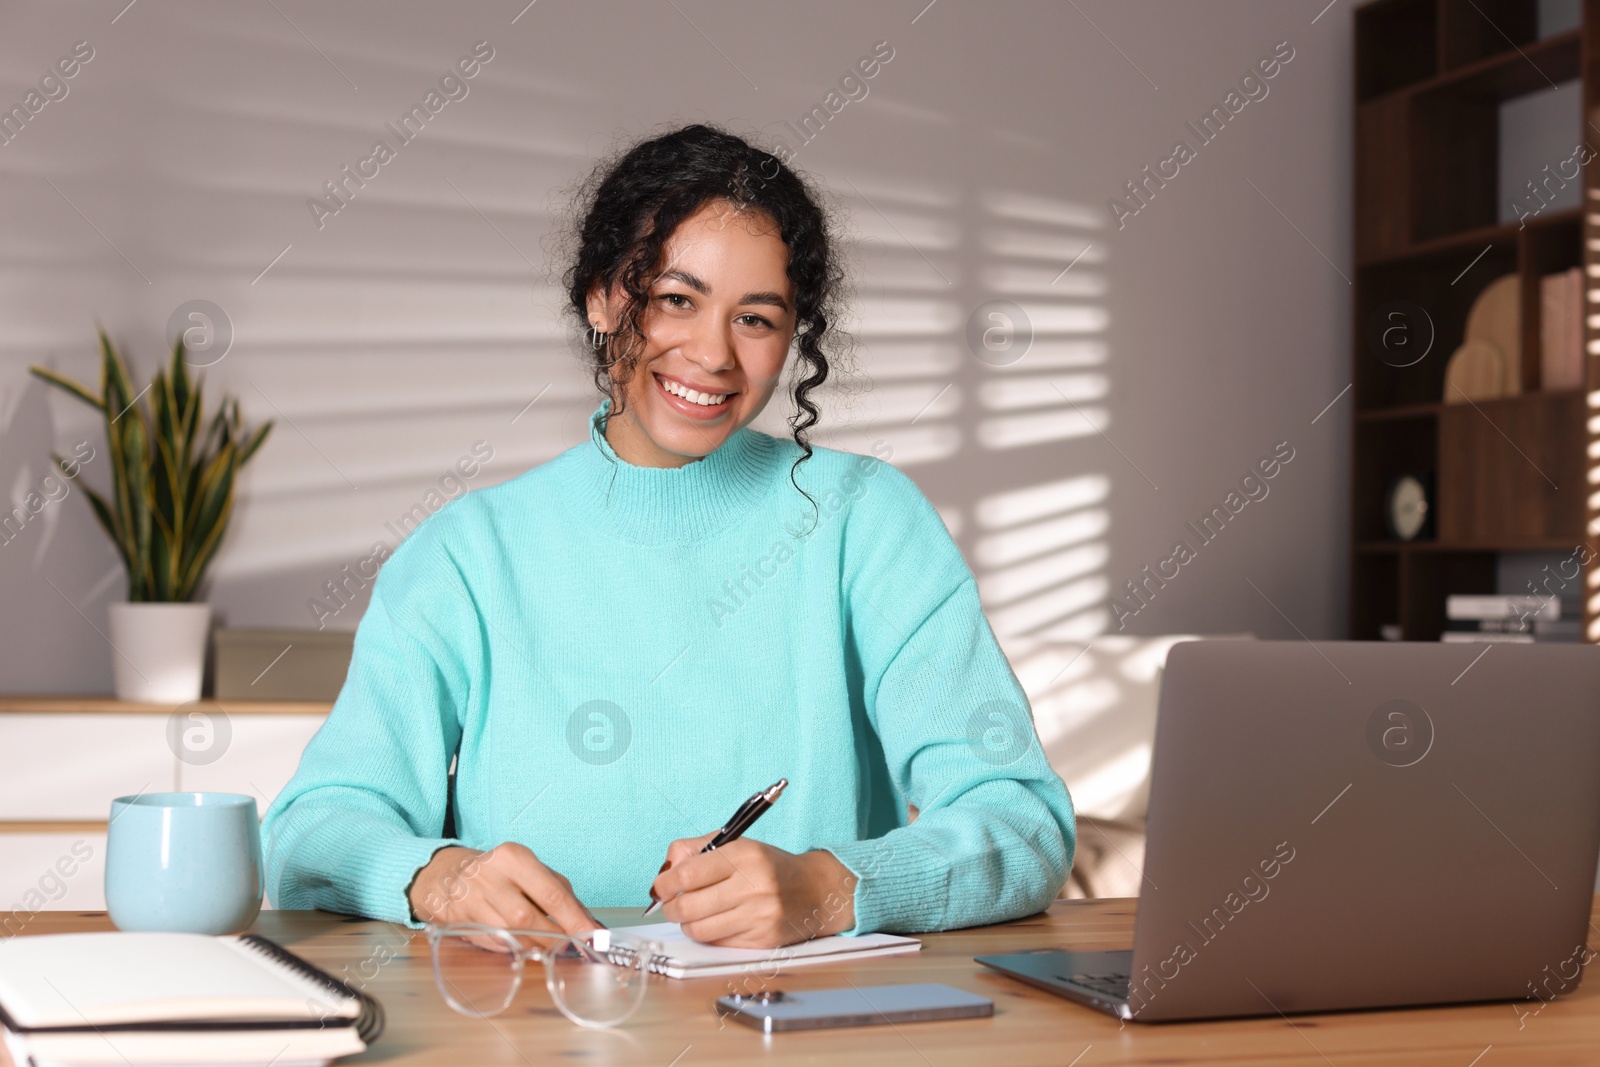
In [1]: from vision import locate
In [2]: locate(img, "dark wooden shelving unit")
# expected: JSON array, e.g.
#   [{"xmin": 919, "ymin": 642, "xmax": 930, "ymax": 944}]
[{"xmin": 1351, "ymin": 0, "xmax": 1596, "ymax": 642}]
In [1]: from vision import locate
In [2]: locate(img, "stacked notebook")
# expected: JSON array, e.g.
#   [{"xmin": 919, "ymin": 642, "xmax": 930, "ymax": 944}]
[
  {"xmin": 1540, "ymin": 268, "xmax": 1585, "ymax": 392},
  {"xmin": 0, "ymin": 932, "xmax": 381, "ymax": 1067},
  {"xmin": 595, "ymin": 922, "xmax": 920, "ymax": 979},
  {"xmin": 1442, "ymin": 595, "xmax": 1579, "ymax": 644}
]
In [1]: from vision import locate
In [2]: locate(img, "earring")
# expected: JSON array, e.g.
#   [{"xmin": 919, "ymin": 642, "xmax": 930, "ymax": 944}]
[{"xmin": 587, "ymin": 322, "xmax": 607, "ymax": 350}]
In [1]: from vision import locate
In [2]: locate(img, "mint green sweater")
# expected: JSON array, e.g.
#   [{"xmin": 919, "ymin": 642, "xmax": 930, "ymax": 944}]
[{"xmin": 261, "ymin": 399, "xmax": 1075, "ymax": 935}]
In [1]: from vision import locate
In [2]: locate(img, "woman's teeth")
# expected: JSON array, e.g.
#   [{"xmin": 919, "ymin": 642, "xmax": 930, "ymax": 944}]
[{"xmin": 657, "ymin": 374, "xmax": 728, "ymax": 406}]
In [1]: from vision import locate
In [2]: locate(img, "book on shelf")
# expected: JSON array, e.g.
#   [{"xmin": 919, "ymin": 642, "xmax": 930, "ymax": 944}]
[
  {"xmin": 1443, "ymin": 619, "xmax": 1581, "ymax": 642},
  {"xmin": 1444, "ymin": 595, "xmax": 1564, "ymax": 622},
  {"xmin": 1441, "ymin": 632, "xmax": 1537, "ymax": 644},
  {"xmin": 1540, "ymin": 267, "xmax": 1585, "ymax": 392}
]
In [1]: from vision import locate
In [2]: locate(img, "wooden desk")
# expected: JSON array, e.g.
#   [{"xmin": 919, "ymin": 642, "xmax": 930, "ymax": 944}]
[{"xmin": 9, "ymin": 898, "xmax": 1600, "ymax": 1065}]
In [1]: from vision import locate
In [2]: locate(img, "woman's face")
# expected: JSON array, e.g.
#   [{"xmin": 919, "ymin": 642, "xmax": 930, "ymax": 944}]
[{"xmin": 586, "ymin": 199, "xmax": 797, "ymax": 468}]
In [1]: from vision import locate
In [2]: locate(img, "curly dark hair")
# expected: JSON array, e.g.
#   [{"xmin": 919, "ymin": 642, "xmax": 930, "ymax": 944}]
[{"xmin": 557, "ymin": 122, "xmax": 850, "ymax": 511}]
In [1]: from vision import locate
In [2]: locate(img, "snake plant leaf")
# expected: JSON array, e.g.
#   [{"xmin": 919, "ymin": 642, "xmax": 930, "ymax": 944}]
[
  {"xmin": 151, "ymin": 375, "xmax": 180, "ymax": 536},
  {"xmin": 125, "ymin": 412, "xmax": 153, "ymax": 601},
  {"xmin": 180, "ymin": 491, "xmax": 234, "ymax": 601},
  {"xmin": 146, "ymin": 387, "xmax": 182, "ymax": 602},
  {"xmin": 77, "ymin": 483, "xmax": 126, "ymax": 569},
  {"xmin": 170, "ymin": 338, "xmax": 192, "ymax": 424},
  {"xmin": 148, "ymin": 440, "xmax": 179, "ymax": 546},
  {"xmin": 182, "ymin": 449, "xmax": 237, "ymax": 599},
  {"xmin": 27, "ymin": 366, "xmax": 104, "ymax": 410},
  {"xmin": 185, "ymin": 439, "xmax": 235, "ymax": 550},
  {"xmin": 100, "ymin": 328, "xmax": 136, "ymax": 424},
  {"xmin": 238, "ymin": 422, "xmax": 272, "ymax": 466},
  {"xmin": 174, "ymin": 351, "xmax": 200, "ymax": 492},
  {"xmin": 46, "ymin": 452, "xmax": 90, "ymax": 483},
  {"xmin": 149, "ymin": 505, "xmax": 174, "ymax": 602},
  {"xmin": 105, "ymin": 411, "xmax": 133, "ymax": 566},
  {"xmin": 182, "ymin": 375, "xmax": 206, "ymax": 510}
]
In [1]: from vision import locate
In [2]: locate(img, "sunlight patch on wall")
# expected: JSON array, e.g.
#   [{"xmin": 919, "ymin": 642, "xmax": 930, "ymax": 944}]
[
  {"xmin": 977, "ymin": 194, "xmax": 1108, "ymax": 453},
  {"xmin": 770, "ymin": 180, "xmax": 966, "ymax": 469},
  {"xmin": 1068, "ymin": 743, "xmax": 1153, "ymax": 816},
  {"xmin": 975, "ymin": 474, "xmax": 1110, "ymax": 641}
]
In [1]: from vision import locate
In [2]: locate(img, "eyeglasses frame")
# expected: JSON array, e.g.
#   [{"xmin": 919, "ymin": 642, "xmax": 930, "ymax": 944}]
[{"xmin": 422, "ymin": 921, "xmax": 661, "ymax": 1030}]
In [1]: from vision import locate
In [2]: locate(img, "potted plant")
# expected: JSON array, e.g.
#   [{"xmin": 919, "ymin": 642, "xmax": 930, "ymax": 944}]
[{"xmin": 30, "ymin": 329, "xmax": 272, "ymax": 703}]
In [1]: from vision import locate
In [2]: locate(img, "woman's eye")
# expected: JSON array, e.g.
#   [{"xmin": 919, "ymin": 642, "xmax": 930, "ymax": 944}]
[
  {"xmin": 738, "ymin": 314, "xmax": 774, "ymax": 329},
  {"xmin": 658, "ymin": 293, "xmax": 690, "ymax": 308}
]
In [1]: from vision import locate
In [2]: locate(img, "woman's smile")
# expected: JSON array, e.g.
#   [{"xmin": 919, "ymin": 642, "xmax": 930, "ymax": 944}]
[{"xmin": 651, "ymin": 369, "xmax": 736, "ymax": 420}]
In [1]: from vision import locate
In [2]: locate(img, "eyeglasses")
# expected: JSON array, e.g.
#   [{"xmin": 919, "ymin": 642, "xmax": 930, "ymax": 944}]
[{"xmin": 423, "ymin": 923, "xmax": 663, "ymax": 1029}]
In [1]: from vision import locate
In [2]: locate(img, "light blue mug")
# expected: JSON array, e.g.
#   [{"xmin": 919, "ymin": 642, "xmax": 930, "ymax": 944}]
[{"xmin": 106, "ymin": 792, "xmax": 263, "ymax": 934}]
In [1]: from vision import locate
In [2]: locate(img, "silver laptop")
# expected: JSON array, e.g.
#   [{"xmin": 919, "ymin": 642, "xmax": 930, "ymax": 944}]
[{"xmin": 977, "ymin": 639, "xmax": 1600, "ymax": 1021}]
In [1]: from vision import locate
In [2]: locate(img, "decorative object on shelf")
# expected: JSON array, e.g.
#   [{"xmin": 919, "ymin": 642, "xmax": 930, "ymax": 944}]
[
  {"xmin": 1385, "ymin": 472, "xmax": 1434, "ymax": 542},
  {"xmin": 30, "ymin": 330, "xmax": 272, "ymax": 703},
  {"xmin": 1443, "ymin": 338, "xmax": 1509, "ymax": 401},
  {"xmin": 1445, "ymin": 274, "xmax": 1521, "ymax": 402},
  {"xmin": 213, "ymin": 628, "xmax": 355, "ymax": 701},
  {"xmin": 1540, "ymin": 267, "xmax": 1585, "ymax": 390},
  {"xmin": 1465, "ymin": 273, "xmax": 1521, "ymax": 387}
]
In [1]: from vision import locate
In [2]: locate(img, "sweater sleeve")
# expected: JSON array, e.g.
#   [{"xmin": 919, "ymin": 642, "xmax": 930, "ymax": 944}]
[
  {"xmin": 260, "ymin": 529, "xmax": 473, "ymax": 927},
  {"xmin": 825, "ymin": 462, "xmax": 1076, "ymax": 935}
]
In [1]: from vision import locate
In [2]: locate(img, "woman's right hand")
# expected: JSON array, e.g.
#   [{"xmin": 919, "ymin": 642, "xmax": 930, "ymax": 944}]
[{"xmin": 408, "ymin": 843, "xmax": 600, "ymax": 938}]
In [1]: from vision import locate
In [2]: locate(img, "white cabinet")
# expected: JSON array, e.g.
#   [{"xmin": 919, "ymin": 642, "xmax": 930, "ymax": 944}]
[
  {"xmin": 0, "ymin": 716, "xmax": 176, "ymax": 820},
  {"xmin": 0, "ymin": 832, "xmax": 107, "ymax": 925},
  {"xmin": 174, "ymin": 715, "xmax": 326, "ymax": 801},
  {"xmin": 0, "ymin": 702, "xmax": 327, "ymax": 914}
]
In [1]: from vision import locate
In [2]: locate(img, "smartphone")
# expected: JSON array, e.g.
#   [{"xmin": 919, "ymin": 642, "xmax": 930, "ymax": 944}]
[{"xmin": 714, "ymin": 983, "xmax": 994, "ymax": 1033}]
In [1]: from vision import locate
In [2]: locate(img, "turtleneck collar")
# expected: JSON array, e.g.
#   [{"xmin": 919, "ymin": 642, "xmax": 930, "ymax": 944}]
[{"xmin": 566, "ymin": 397, "xmax": 787, "ymax": 544}]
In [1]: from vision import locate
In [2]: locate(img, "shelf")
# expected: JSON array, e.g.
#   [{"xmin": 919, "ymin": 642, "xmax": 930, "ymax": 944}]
[
  {"xmin": 1357, "ymin": 207, "xmax": 1580, "ymax": 268},
  {"xmin": 1362, "ymin": 26, "xmax": 1580, "ymax": 104},
  {"xmin": 1353, "ymin": 390, "xmax": 1586, "ymax": 419},
  {"xmin": 1355, "ymin": 402, "xmax": 1441, "ymax": 421},
  {"xmin": 1427, "ymin": 27, "xmax": 1579, "ymax": 100},
  {"xmin": 0, "ymin": 695, "xmax": 333, "ymax": 715},
  {"xmin": 1351, "ymin": 1, "xmax": 1593, "ymax": 644},
  {"xmin": 1366, "ymin": 388, "xmax": 1589, "ymax": 414},
  {"xmin": 1358, "ymin": 220, "xmax": 1516, "ymax": 269},
  {"xmin": 1523, "ymin": 205, "xmax": 1585, "ymax": 233},
  {"xmin": 1440, "ymin": 386, "xmax": 1587, "ymax": 409},
  {"xmin": 1356, "ymin": 538, "xmax": 1587, "ymax": 552}
]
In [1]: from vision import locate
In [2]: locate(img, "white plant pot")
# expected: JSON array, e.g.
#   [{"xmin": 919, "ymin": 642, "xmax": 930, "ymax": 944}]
[{"xmin": 107, "ymin": 602, "xmax": 213, "ymax": 704}]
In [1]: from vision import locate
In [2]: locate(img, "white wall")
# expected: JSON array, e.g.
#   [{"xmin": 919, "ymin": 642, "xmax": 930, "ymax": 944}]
[{"xmin": 0, "ymin": 0, "xmax": 1351, "ymax": 693}]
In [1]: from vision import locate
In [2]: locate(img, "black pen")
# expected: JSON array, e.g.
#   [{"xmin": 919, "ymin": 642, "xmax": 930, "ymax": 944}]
[{"xmin": 644, "ymin": 778, "xmax": 787, "ymax": 916}]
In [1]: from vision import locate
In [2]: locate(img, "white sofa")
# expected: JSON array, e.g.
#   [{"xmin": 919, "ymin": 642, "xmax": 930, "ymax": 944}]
[{"xmin": 996, "ymin": 632, "xmax": 1255, "ymax": 899}]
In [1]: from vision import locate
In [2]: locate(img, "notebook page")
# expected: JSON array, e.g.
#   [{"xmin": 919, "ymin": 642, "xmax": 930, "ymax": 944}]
[
  {"xmin": 0, "ymin": 932, "xmax": 342, "ymax": 1028},
  {"xmin": 598, "ymin": 923, "xmax": 919, "ymax": 969}
]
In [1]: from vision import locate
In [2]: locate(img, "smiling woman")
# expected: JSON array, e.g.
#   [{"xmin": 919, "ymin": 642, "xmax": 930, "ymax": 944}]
[
  {"xmin": 562, "ymin": 124, "xmax": 845, "ymax": 487},
  {"xmin": 585, "ymin": 203, "xmax": 798, "ymax": 467},
  {"xmin": 260, "ymin": 123, "xmax": 1077, "ymax": 951}
]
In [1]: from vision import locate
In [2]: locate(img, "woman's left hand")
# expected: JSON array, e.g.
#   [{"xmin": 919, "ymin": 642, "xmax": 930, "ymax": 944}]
[{"xmin": 649, "ymin": 834, "xmax": 857, "ymax": 948}]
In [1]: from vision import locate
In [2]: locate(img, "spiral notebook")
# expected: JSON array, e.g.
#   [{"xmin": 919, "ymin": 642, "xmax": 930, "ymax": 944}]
[
  {"xmin": 593, "ymin": 922, "xmax": 920, "ymax": 979},
  {"xmin": 0, "ymin": 931, "xmax": 382, "ymax": 1066}
]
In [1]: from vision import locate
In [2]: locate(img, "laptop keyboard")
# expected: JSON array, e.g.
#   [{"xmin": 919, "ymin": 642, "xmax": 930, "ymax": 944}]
[{"xmin": 1062, "ymin": 972, "xmax": 1131, "ymax": 998}]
